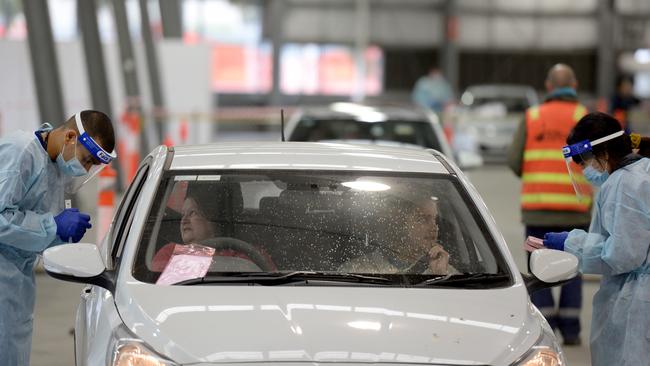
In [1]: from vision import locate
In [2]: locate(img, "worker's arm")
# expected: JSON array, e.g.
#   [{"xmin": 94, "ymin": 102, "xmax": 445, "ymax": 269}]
[
  {"xmin": 565, "ymin": 181, "xmax": 650, "ymax": 275},
  {"xmin": 507, "ymin": 118, "xmax": 526, "ymax": 177},
  {"xmin": 0, "ymin": 151, "xmax": 58, "ymax": 252}
]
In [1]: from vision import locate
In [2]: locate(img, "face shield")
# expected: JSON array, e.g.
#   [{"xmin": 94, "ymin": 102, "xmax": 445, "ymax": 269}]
[
  {"xmin": 65, "ymin": 112, "xmax": 117, "ymax": 194},
  {"xmin": 562, "ymin": 130, "xmax": 624, "ymax": 197}
]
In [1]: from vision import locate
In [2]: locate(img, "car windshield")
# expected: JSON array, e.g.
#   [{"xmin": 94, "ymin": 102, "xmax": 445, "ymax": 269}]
[
  {"xmin": 463, "ymin": 93, "xmax": 531, "ymax": 113},
  {"xmin": 133, "ymin": 170, "xmax": 510, "ymax": 287},
  {"xmin": 289, "ymin": 118, "xmax": 442, "ymax": 151}
]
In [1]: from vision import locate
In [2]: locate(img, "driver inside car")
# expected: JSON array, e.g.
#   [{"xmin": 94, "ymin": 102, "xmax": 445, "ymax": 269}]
[
  {"xmin": 152, "ymin": 188, "xmax": 274, "ymax": 273},
  {"xmin": 339, "ymin": 198, "xmax": 451, "ymax": 275}
]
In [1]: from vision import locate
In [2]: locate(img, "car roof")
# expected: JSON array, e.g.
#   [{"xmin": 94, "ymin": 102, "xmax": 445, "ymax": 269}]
[
  {"xmin": 169, "ymin": 142, "xmax": 450, "ymax": 174},
  {"xmin": 463, "ymin": 84, "xmax": 536, "ymax": 96},
  {"xmin": 297, "ymin": 102, "xmax": 431, "ymax": 122}
]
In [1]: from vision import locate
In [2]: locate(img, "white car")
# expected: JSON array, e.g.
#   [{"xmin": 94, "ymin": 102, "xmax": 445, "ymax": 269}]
[
  {"xmin": 286, "ymin": 102, "xmax": 482, "ymax": 168},
  {"xmin": 454, "ymin": 84, "xmax": 539, "ymax": 161},
  {"xmin": 44, "ymin": 142, "xmax": 576, "ymax": 366}
]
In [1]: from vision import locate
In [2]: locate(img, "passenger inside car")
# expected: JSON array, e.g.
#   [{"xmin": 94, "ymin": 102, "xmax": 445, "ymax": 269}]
[
  {"xmin": 152, "ymin": 186, "xmax": 274, "ymax": 273},
  {"xmin": 339, "ymin": 197, "xmax": 450, "ymax": 275}
]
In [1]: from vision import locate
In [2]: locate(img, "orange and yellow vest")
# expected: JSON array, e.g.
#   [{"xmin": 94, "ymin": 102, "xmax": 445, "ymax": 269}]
[{"xmin": 521, "ymin": 101, "xmax": 592, "ymax": 212}]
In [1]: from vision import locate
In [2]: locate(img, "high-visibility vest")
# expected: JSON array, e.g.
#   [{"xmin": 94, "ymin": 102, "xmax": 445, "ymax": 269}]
[
  {"xmin": 521, "ymin": 101, "xmax": 592, "ymax": 212},
  {"xmin": 613, "ymin": 108, "xmax": 627, "ymax": 128}
]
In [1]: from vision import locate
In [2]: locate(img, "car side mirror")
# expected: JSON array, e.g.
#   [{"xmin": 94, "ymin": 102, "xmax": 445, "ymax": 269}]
[
  {"xmin": 524, "ymin": 249, "xmax": 579, "ymax": 294},
  {"xmin": 43, "ymin": 243, "xmax": 114, "ymax": 292}
]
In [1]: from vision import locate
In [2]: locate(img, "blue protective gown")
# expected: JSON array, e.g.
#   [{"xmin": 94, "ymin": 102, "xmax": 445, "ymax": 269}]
[
  {"xmin": 0, "ymin": 130, "xmax": 64, "ymax": 365},
  {"xmin": 565, "ymin": 157, "xmax": 650, "ymax": 366}
]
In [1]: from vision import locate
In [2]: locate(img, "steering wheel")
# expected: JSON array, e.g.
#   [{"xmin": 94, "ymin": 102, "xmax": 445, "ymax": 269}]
[{"xmin": 198, "ymin": 237, "xmax": 274, "ymax": 272}]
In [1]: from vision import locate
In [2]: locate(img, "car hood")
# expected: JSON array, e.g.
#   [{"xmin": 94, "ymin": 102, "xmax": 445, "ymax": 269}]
[{"xmin": 117, "ymin": 282, "xmax": 541, "ymax": 365}]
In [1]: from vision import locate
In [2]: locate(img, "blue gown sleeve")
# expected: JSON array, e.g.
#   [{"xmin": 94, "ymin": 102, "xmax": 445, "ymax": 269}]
[
  {"xmin": 565, "ymin": 179, "xmax": 650, "ymax": 275},
  {"xmin": 0, "ymin": 146, "xmax": 58, "ymax": 252}
]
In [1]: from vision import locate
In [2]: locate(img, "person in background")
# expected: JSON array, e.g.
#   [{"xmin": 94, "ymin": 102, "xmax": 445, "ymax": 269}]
[
  {"xmin": 610, "ymin": 75, "xmax": 640, "ymax": 131},
  {"xmin": 542, "ymin": 112, "xmax": 650, "ymax": 366},
  {"xmin": 507, "ymin": 64, "xmax": 590, "ymax": 345},
  {"xmin": 412, "ymin": 66, "xmax": 454, "ymax": 114},
  {"xmin": 0, "ymin": 110, "xmax": 116, "ymax": 365}
]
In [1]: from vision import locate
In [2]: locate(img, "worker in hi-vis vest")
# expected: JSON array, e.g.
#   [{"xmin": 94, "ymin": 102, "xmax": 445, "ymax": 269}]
[{"xmin": 508, "ymin": 64, "xmax": 592, "ymax": 346}]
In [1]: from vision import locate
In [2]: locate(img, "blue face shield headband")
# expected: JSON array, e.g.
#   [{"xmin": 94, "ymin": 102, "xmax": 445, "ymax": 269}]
[
  {"xmin": 562, "ymin": 130, "xmax": 624, "ymax": 161},
  {"xmin": 61, "ymin": 113, "xmax": 117, "ymax": 195},
  {"xmin": 562, "ymin": 130, "xmax": 624, "ymax": 196},
  {"xmin": 75, "ymin": 112, "xmax": 117, "ymax": 165}
]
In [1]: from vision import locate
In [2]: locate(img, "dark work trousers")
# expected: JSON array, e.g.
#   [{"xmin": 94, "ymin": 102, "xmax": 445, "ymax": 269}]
[{"xmin": 526, "ymin": 225, "xmax": 585, "ymax": 342}]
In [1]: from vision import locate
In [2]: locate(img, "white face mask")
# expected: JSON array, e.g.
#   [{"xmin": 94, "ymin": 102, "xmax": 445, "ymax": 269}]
[{"xmin": 56, "ymin": 136, "xmax": 87, "ymax": 177}]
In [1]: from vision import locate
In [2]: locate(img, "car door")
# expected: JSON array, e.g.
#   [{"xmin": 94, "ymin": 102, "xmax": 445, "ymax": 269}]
[{"xmin": 75, "ymin": 160, "xmax": 152, "ymax": 365}]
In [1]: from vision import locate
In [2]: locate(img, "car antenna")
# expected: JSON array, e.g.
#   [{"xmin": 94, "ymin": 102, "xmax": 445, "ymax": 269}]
[{"xmin": 281, "ymin": 109, "xmax": 286, "ymax": 142}]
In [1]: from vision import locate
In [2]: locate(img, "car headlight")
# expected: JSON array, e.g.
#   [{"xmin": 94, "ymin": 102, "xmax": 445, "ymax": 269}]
[
  {"xmin": 108, "ymin": 324, "xmax": 178, "ymax": 366},
  {"xmin": 512, "ymin": 323, "xmax": 566, "ymax": 366}
]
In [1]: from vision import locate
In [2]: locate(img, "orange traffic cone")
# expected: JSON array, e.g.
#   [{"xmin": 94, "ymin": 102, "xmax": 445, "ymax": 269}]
[{"xmin": 97, "ymin": 165, "xmax": 117, "ymax": 245}]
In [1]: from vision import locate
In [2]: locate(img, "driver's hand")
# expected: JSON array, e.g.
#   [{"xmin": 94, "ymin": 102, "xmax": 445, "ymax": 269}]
[{"xmin": 428, "ymin": 244, "xmax": 449, "ymax": 275}]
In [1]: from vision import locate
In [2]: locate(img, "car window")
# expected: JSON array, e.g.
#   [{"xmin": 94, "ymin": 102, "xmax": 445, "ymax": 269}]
[
  {"xmin": 132, "ymin": 170, "xmax": 509, "ymax": 286},
  {"xmin": 109, "ymin": 160, "xmax": 151, "ymax": 268},
  {"xmin": 463, "ymin": 92, "xmax": 531, "ymax": 113},
  {"xmin": 290, "ymin": 118, "xmax": 442, "ymax": 151}
]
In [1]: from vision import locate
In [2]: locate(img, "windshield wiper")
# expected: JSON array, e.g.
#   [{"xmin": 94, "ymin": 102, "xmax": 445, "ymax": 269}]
[
  {"xmin": 175, "ymin": 271, "xmax": 393, "ymax": 286},
  {"xmin": 414, "ymin": 273, "xmax": 511, "ymax": 288}
]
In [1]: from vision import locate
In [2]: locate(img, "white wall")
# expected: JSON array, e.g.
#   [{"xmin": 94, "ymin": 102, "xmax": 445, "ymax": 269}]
[
  {"xmin": 458, "ymin": 15, "xmax": 596, "ymax": 50},
  {"xmin": 281, "ymin": 0, "xmax": 650, "ymax": 50},
  {"xmin": 0, "ymin": 41, "xmax": 91, "ymax": 135},
  {"xmin": 0, "ymin": 41, "xmax": 39, "ymax": 134},
  {"xmin": 283, "ymin": 5, "xmax": 444, "ymax": 47}
]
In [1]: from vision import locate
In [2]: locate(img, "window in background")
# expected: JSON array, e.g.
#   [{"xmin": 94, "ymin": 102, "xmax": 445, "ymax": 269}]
[
  {"xmin": 281, "ymin": 43, "xmax": 383, "ymax": 96},
  {"xmin": 182, "ymin": 0, "xmax": 270, "ymax": 94},
  {"xmin": 0, "ymin": 0, "xmax": 25, "ymax": 40},
  {"xmin": 48, "ymin": 0, "xmax": 77, "ymax": 41},
  {"xmin": 211, "ymin": 42, "xmax": 271, "ymax": 93},
  {"xmin": 97, "ymin": 0, "xmax": 161, "ymax": 42}
]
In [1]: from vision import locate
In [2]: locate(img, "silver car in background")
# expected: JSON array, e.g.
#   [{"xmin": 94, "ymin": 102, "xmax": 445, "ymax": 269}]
[
  {"xmin": 285, "ymin": 102, "xmax": 482, "ymax": 168},
  {"xmin": 453, "ymin": 84, "xmax": 539, "ymax": 162}
]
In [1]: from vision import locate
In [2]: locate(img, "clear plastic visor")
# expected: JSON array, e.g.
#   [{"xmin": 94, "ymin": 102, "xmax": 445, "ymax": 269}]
[
  {"xmin": 64, "ymin": 112, "xmax": 118, "ymax": 194},
  {"xmin": 562, "ymin": 130, "xmax": 624, "ymax": 196},
  {"xmin": 64, "ymin": 164, "xmax": 109, "ymax": 195}
]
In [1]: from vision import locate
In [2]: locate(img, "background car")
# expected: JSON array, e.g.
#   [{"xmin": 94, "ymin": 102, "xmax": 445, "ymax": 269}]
[
  {"xmin": 44, "ymin": 142, "xmax": 576, "ymax": 366},
  {"xmin": 453, "ymin": 84, "xmax": 539, "ymax": 162},
  {"xmin": 286, "ymin": 102, "xmax": 482, "ymax": 168}
]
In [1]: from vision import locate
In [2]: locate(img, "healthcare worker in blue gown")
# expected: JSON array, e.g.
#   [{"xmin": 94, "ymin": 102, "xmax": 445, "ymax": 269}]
[
  {"xmin": 542, "ymin": 112, "xmax": 650, "ymax": 366},
  {"xmin": 0, "ymin": 110, "xmax": 116, "ymax": 365}
]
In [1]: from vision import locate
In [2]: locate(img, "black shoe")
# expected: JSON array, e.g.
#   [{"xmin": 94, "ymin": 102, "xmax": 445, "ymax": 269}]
[{"xmin": 563, "ymin": 337, "xmax": 581, "ymax": 346}]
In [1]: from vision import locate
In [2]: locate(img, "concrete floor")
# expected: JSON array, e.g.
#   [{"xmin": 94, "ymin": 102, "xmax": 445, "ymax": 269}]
[{"xmin": 30, "ymin": 164, "xmax": 595, "ymax": 365}]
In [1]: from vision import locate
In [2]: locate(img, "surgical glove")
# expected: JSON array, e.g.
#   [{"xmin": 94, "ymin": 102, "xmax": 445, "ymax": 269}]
[
  {"xmin": 543, "ymin": 231, "xmax": 569, "ymax": 251},
  {"xmin": 54, "ymin": 208, "xmax": 92, "ymax": 243}
]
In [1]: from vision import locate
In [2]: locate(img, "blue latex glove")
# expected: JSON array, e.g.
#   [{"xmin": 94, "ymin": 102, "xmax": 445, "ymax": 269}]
[
  {"xmin": 54, "ymin": 208, "xmax": 92, "ymax": 243},
  {"xmin": 543, "ymin": 231, "xmax": 569, "ymax": 251}
]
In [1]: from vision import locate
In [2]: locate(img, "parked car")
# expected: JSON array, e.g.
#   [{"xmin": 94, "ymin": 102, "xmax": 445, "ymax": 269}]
[
  {"xmin": 44, "ymin": 142, "xmax": 576, "ymax": 366},
  {"xmin": 286, "ymin": 102, "xmax": 482, "ymax": 168},
  {"xmin": 453, "ymin": 84, "xmax": 539, "ymax": 162}
]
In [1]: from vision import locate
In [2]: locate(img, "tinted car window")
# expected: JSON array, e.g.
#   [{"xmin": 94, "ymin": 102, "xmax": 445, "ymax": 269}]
[
  {"xmin": 290, "ymin": 119, "xmax": 442, "ymax": 151},
  {"xmin": 471, "ymin": 96, "xmax": 530, "ymax": 113},
  {"xmin": 132, "ymin": 171, "xmax": 509, "ymax": 286}
]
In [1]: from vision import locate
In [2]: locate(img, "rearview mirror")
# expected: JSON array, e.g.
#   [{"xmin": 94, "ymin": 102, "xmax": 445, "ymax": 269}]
[
  {"xmin": 43, "ymin": 243, "xmax": 114, "ymax": 292},
  {"xmin": 524, "ymin": 249, "xmax": 578, "ymax": 293}
]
